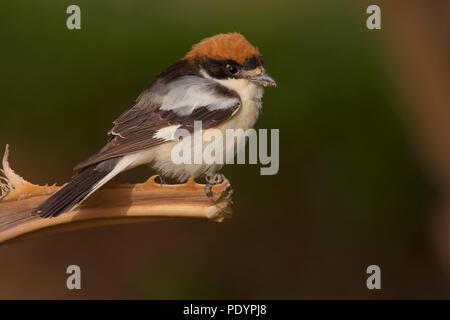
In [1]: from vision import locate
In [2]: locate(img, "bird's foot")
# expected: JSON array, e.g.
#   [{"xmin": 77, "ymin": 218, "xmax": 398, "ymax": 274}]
[
  {"xmin": 155, "ymin": 175, "xmax": 166, "ymax": 187},
  {"xmin": 204, "ymin": 173, "xmax": 233, "ymax": 203}
]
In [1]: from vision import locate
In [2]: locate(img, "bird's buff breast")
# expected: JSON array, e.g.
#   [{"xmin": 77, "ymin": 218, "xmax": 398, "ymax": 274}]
[{"xmin": 130, "ymin": 82, "xmax": 263, "ymax": 181}]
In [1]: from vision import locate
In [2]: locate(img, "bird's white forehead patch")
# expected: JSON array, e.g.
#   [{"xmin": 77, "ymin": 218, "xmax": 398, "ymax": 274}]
[{"xmin": 153, "ymin": 125, "xmax": 181, "ymax": 141}]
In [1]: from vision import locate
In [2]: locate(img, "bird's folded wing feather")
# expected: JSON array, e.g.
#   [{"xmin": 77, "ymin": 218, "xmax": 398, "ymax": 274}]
[{"xmin": 73, "ymin": 75, "xmax": 241, "ymax": 171}]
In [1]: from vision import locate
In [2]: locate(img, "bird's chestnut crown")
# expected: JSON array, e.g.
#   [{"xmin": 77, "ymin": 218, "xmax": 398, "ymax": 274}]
[{"xmin": 184, "ymin": 32, "xmax": 275, "ymax": 87}]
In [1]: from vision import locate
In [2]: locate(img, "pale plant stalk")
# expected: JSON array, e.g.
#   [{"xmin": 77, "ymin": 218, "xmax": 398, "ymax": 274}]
[{"xmin": 0, "ymin": 145, "xmax": 232, "ymax": 244}]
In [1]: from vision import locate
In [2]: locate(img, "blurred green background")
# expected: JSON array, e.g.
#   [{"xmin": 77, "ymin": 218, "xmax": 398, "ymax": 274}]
[{"xmin": 1, "ymin": 0, "xmax": 449, "ymax": 299}]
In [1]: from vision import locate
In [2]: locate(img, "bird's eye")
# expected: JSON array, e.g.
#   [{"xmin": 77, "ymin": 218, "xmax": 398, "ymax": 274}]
[{"xmin": 226, "ymin": 64, "xmax": 238, "ymax": 75}]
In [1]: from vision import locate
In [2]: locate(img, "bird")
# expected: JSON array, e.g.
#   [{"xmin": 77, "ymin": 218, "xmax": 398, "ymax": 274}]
[{"xmin": 35, "ymin": 32, "xmax": 276, "ymax": 218}]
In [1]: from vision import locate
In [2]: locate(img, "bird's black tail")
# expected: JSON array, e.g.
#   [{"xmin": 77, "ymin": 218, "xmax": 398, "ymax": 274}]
[{"xmin": 34, "ymin": 157, "xmax": 120, "ymax": 218}]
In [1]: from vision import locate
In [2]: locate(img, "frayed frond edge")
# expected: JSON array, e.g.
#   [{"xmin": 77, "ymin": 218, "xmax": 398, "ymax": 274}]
[
  {"xmin": 0, "ymin": 145, "xmax": 13, "ymax": 200},
  {"xmin": 0, "ymin": 145, "xmax": 59, "ymax": 202}
]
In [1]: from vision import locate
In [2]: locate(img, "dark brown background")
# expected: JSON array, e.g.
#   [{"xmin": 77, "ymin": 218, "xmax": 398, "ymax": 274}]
[{"xmin": 1, "ymin": 0, "xmax": 449, "ymax": 299}]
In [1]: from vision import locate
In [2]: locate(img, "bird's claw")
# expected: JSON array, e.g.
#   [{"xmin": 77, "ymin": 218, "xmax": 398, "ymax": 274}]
[
  {"xmin": 204, "ymin": 173, "xmax": 232, "ymax": 203},
  {"xmin": 156, "ymin": 174, "xmax": 166, "ymax": 187},
  {"xmin": 215, "ymin": 184, "xmax": 233, "ymax": 203}
]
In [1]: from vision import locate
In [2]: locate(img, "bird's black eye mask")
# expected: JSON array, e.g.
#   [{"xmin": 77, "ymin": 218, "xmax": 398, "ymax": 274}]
[
  {"xmin": 242, "ymin": 56, "xmax": 264, "ymax": 70},
  {"xmin": 199, "ymin": 56, "xmax": 264, "ymax": 80}
]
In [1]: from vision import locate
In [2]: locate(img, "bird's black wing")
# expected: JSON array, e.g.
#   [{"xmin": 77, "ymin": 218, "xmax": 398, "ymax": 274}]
[{"xmin": 73, "ymin": 75, "xmax": 241, "ymax": 171}]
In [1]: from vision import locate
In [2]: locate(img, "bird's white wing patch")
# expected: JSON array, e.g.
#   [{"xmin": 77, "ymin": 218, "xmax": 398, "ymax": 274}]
[{"xmin": 153, "ymin": 125, "xmax": 181, "ymax": 141}]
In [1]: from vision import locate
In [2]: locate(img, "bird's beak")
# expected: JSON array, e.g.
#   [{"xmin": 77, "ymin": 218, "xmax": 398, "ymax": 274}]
[{"xmin": 250, "ymin": 72, "xmax": 277, "ymax": 87}]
